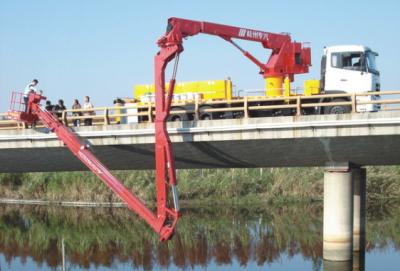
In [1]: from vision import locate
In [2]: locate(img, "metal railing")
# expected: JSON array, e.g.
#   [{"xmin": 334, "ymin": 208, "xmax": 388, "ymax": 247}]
[
  {"xmin": 0, "ymin": 113, "xmax": 24, "ymax": 129},
  {"xmin": 1, "ymin": 90, "xmax": 400, "ymax": 130}
]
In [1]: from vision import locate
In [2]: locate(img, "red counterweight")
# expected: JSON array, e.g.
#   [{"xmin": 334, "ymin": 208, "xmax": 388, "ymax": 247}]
[{"xmin": 8, "ymin": 92, "xmax": 179, "ymax": 241}]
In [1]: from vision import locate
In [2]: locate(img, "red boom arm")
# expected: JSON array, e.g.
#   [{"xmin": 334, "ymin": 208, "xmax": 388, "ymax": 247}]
[
  {"xmin": 9, "ymin": 92, "xmax": 178, "ymax": 241},
  {"xmin": 7, "ymin": 18, "xmax": 311, "ymax": 241},
  {"xmin": 156, "ymin": 17, "xmax": 311, "ymax": 79},
  {"xmin": 153, "ymin": 18, "xmax": 311, "ymax": 238}
]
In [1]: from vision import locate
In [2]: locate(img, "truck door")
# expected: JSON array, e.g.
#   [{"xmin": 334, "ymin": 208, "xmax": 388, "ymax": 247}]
[{"xmin": 325, "ymin": 51, "xmax": 368, "ymax": 93}]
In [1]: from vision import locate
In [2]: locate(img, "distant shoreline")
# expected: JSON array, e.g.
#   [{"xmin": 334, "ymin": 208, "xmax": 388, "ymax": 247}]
[
  {"xmin": 0, "ymin": 198, "xmax": 127, "ymax": 207},
  {"xmin": 1, "ymin": 166, "xmax": 399, "ymax": 206}
]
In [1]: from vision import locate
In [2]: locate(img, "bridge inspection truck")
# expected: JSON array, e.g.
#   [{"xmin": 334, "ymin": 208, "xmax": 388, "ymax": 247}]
[
  {"xmin": 7, "ymin": 17, "xmax": 383, "ymax": 241},
  {"xmin": 122, "ymin": 18, "xmax": 380, "ymax": 123}
]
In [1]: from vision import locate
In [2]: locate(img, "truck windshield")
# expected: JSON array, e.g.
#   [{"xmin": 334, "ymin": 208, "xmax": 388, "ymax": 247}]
[
  {"xmin": 366, "ymin": 51, "xmax": 379, "ymax": 74},
  {"xmin": 331, "ymin": 52, "xmax": 365, "ymax": 71}
]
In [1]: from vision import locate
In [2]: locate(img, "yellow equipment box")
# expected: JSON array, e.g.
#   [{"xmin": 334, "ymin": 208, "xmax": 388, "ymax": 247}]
[
  {"xmin": 134, "ymin": 79, "xmax": 232, "ymax": 101},
  {"xmin": 304, "ymin": 80, "xmax": 320, "ymax": 96}
]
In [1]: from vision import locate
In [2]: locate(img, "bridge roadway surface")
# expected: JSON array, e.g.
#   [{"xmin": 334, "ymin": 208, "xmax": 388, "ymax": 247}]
[{"xmin": 0, "ymin": 111, "xmax": 400, "ymax": 172}]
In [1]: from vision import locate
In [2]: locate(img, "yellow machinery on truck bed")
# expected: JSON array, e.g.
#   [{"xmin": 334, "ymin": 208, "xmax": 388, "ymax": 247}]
[
  {"xmin": 134, "ymin": 78, "xmax": 319, "ymax": 103},
  {"xmin": 121, "ymin": 78, "xmax": 321, "ymax": 122},
  {"xmin": 134, "ymin": 79, "xmax": 233, "ymax": 102}
]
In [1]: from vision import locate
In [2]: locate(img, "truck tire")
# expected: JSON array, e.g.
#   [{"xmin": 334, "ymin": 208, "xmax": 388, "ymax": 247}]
[
  {"xmin": 199, "ymin": 105, "xmax": 216, "ymax": 120},
  {"xmin": 324, "ymin": 98, "xmax": 351, "ymax": 114},
  {"xmin": 168, "ymin": 107, "xmax": 189, "ymax": 122},
  {"xmin": 169, "ymin": 114, "xmax": 189, "ymax": 122}
]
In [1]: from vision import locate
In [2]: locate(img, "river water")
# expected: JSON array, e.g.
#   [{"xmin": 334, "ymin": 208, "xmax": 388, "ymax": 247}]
[{"xmin": 0, "ymin": 202, "xmax": 399, "ymax": 270}]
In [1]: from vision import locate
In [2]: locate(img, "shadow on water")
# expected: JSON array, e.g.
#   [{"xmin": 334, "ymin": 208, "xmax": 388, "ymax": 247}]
[{"xmin": 0, "ymin": 202, "xmax": 399, "ymax": 270}]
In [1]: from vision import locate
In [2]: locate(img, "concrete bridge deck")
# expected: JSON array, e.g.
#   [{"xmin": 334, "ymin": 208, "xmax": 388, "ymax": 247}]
[{"xmin": 1, "ymin": 111, "xmax": 400, "ymax": 172}]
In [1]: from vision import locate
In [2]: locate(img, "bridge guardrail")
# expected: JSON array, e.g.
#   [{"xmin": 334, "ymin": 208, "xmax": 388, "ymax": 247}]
[
  {"xmin": 1, "ymin": 91, "xmax": 400, "ymax": 130},
  {"xmin": 0, "ymin": 113, "xmax": 24, "ymax": 130}
]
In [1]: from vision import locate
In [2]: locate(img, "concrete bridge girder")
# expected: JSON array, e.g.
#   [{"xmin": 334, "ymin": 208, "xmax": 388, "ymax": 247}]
[{"xmin": 1, "ymin": 112, "xmax": 400, "ymax": 172}]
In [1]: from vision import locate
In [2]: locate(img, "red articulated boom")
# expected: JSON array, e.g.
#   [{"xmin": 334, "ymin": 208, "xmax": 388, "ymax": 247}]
[
  {"xmin": 8, "ymin": 92, "xmax": 179, "ymax": 241},
  {"xmin": 155, "ymin": 17, "xmax": 311, "ymax": 85},
  {"xmin": 7, "ymin": 18, "xmax": 311, "ymax": 241},
  {"xmin": 154, "ymin": 16, "xmax": 312, "ymax": 217},
  {"xmin": 152, "ymin": 17, "xmax": 311, "ymax": 237}
]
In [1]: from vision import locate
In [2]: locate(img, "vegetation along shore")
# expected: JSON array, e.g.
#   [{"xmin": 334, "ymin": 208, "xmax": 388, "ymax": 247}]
[{"xmin": 0, "ymin": 166, "xmax": 399, "ymax": 204}]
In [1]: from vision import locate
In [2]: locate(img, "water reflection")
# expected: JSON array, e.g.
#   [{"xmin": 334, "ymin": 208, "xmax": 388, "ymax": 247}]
[
  {"xmin": 323, "ymin": 251, "xmax": 365, "ymax": 271},
  {"xmin": 0, "ymin": 202, "xmax": 398, "ymax": 270},
  {"xmin": 353, "ymin": 251, "xmax": 365, "ymax": 271},
  {"xmin": 324, "ymin": 260, "xmax": 352, "ymax": 271}
]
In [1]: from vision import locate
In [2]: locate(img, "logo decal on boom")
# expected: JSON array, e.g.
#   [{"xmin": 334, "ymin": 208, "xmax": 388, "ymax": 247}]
[{"xmin": 238, "ymin": 28, "xmax": 269, "ymax": 40}]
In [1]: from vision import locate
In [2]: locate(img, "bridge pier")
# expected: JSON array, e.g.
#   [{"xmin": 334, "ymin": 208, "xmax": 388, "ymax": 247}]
[
  {"xmin": 352, "ymin": 250, "xmax": 365, "ymax": 271},
  {"xmin": 323, "ymin": 259, "xmax": 352, "ymax": 271},
  {"xmin": 352, "ymin": 168, "xmax": 366, "ymax": 252},
  {"xmin": 323, "ymin": 164, "xmax": 367, "ymax": 262},
  {"xmin": 323, "ymin": 251, "xmax": 366, "ymax": 271},
  {"xmin": 323, "ymin": 165, "xmax": 353, "ymax": 261}
]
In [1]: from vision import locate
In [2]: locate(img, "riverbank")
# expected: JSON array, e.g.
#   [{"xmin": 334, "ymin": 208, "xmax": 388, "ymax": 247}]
[{"xmin": 0, "ymin": 166, "xmax": 399, "ymax": 205}]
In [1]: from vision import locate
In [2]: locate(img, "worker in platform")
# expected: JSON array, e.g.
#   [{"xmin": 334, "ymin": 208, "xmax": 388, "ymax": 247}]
[
  {"xmin": 23, "ymin": 79, "xmax": 39, "ymax": 110},
  {"xmin": 83, "ymin": 96, "xmax": 94, "ymax": 126}
]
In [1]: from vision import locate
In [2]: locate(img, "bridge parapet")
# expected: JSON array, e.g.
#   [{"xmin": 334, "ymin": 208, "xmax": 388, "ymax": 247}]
[{"xmin": 1, "ymin": 90, "xmax": 400, "ymax": 130}]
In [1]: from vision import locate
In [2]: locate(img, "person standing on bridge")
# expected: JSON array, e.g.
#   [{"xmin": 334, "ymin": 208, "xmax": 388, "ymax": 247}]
[
  {"xmin": 71, "ymin": 99, "xmax": 82, "ymax": 127},
  {"xmin": 23, "ymin": 79, "xmax": 39, "ymax": 111},
  {"xmin": 55, "ymin": 99, "xmax": 66, "ymax": 119},
  {"xmin": 83, "ymin": 96, "xmax": 94, "ymax": 126},
  {"xmin": 45, "ymin": 100, "xmax": 54, "ymax": 113}
]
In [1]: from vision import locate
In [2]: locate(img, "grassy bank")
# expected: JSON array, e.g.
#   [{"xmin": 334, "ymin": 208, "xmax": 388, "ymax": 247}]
[{"xmin": 0, "ymin": 166, "xmax": 399, "ymax": 204}]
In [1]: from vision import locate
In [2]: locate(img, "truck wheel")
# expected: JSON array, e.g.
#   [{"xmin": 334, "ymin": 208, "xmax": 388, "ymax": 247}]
[
  {"xmin": 301, "ymin": 108, "xmax": 316, "ymax": 115},
  {"xmin": 168, "ymin": 114, "xmax": 189, "ymax": 122},
  {"xmin": 199, "ymin": 105, "xmax": 215, "ymax": 120},
  {"xmin": 168, "ymin": 107, "xmax": 189, "ymax": 122},
  {"xmin": 233, "ymin": 111, "xmax": 244, "ymax": 119},
  {"xmin": 324, "ymin": 98, "xmax": 351, "ymax": 114}
]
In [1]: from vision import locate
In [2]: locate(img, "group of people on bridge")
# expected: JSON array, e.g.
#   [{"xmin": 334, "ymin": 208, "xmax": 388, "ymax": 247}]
[{"xmin": 24, "ymin": 79, "xmax": 95, "ymax": 127}]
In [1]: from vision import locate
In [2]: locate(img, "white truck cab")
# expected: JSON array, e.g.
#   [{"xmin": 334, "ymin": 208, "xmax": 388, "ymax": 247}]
[{"xmin": 321, "ymin": 45, "xmax": 380, "ymax": 112}]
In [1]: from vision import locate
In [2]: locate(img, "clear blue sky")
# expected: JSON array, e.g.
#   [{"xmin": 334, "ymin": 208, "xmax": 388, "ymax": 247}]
[{"xmin": 1, "ymin": 0, "xmax": 399, "ymax": 111}]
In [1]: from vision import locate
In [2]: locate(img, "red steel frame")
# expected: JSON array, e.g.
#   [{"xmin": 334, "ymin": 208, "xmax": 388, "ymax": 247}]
[
  {"xmin": 8, "ymin": 92, "xmax": 178, "ymax": 241},
  {"xmin": 7, "ymin": 18, "xmax": 311, "ymax": 241},
  {"xmin": 10, "ymin": 92, "xmax": 24, "ymax": 112},
  {"xmin": 153, "ymin": 17, "xmax": 311, "ymax": 237},
  {"xmin": 155, "ymin": 17, "xmax": 311, "ymax": 82}
]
